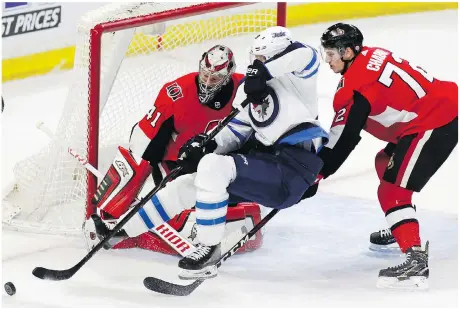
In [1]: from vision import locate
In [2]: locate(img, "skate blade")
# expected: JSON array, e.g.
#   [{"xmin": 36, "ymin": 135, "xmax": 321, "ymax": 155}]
[
  {"xmin": 376, "ymin": 276, "xmax": 429, "ymax": 290},
  {"xmin": 178, "ymin": 265, "xmax": 218, "ymax": 280},
  {"xmin": 369, "ymin": 243, "xmax": 401, "ymax": 254}
]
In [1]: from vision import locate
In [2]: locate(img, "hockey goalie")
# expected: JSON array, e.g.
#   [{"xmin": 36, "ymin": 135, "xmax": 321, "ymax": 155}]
[{"xmin": 83, "ymin": 45, "xmax": 264, "ymax": 255}]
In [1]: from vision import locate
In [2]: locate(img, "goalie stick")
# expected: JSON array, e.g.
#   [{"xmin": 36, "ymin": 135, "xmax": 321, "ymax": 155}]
[
  {"xmin": 143, "ymin": 208, "xmax": 279, "ymax": 296},
  {"xmin": 32, "ymin": 99, "xmax": 250, "ymax": 281}
]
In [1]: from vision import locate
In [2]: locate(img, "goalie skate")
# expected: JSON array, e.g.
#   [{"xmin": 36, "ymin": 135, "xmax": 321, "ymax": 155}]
[
  {"xmin": 91, "ymin": 213, "xmax": 128, "ymax": 249},
  {"xmin": 83, "ymin": 213, "xmax": 127, "ymax": 251},
  {"xmin": 82, "ymin": 217, "xmax": 99, "ymax": 251}
]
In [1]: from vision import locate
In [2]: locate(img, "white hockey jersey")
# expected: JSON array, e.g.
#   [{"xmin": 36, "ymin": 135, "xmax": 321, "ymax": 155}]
[{"xmin": 213, "ymin": 42, "xmax": 329, "ymax": 153}]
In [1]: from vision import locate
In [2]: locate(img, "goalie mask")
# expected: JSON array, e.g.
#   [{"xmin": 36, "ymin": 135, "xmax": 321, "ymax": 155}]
[{"xmin": 198, "ymin": 45, "xmax": 236, "ymax": 104}]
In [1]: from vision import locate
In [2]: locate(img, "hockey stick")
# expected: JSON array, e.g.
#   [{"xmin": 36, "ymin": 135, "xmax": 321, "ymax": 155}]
[
  {"xmin": 32, "ymin": 99, "xmax": 250, "ymax": 281},
  {"xmin": 143, "ymin": 208, "xmax": 280, "ymax": 296}
]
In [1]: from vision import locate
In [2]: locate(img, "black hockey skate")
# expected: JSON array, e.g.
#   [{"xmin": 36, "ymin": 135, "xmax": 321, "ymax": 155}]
[
  {"xmin": 91, "ymin": 214, "xmax": 128, "ymax": 250},
  {"xmin": 377, "ymin": 241, "xmax": 429, "ymax": 290},
  {"xmin": 369, "ymin": 228, "xmax": 399, "ymax": 253},
  {"xmin": 178, "ymin": 243, "xmax": 221, "ymax": 280}
]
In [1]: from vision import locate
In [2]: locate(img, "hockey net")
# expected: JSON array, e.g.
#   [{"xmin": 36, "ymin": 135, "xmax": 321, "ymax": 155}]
[{"xmin": 3, "ymin": 2, "xmax": 286, "ymax": 235}]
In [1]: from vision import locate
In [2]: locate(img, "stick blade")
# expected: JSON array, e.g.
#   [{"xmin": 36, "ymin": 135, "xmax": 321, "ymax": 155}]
[
  {"xmin": 143, "ymin": 277, "xmax": 203, "ymax": 296},
  {"xmin": 32, "ymin": 267, "xmax": 74, "ymax": 281}
]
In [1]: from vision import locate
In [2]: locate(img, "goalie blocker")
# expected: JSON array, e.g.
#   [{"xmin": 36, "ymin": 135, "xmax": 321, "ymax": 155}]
[{"xmin": 84, "ymin": 146, "xmax": 263, "ymax": 255}]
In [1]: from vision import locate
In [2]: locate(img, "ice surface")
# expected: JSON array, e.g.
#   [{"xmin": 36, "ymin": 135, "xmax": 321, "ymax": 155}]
[{"xmin": 1, "ymin": 10, "xmax": 458, "ymax": 308}]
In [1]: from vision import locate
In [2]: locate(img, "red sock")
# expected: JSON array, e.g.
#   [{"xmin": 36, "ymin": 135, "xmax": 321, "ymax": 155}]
[
  {"xmin": 378, "ymin": 181, "xmax": 421, "ymax": 253},
  {"xmin": 392, "ymin": 221, "xmax": 421, "ymax": 252}
]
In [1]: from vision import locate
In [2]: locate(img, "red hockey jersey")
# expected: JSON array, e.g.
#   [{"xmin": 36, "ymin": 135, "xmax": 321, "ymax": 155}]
[
  {"xmin": 331, "ymin": 46, "xmax": 458, "ymax": 144},
  {"xmin": 137, "ymin": 72, "xmax": 244, "ymax": 163}
]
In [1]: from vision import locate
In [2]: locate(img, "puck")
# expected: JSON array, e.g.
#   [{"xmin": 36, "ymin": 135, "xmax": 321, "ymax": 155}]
[{"xmin": 4, "ymin": 282, "xmax": 16, "ymax": 296}]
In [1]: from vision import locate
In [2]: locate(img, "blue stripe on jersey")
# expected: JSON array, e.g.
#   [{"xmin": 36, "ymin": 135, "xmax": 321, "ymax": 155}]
[
  {"xmin": 138, "ymin": 207, "xmax": 154, "ymax": 229},
  {"xmin": 151, "ymin": 195, "xmax": 171, "ymax": 222},
  {"xmin": 278, "ymin": 127, "xmax": 329, "ymax": 146},
  {"xmin": 230, "ymin": 118, "xmax": 251, "ymax": 127},
  {"xmin": 301, "ymin": 66, "xmax": 320, "ymax": 79},
  {"xmin": 303, "ymin": 45, "xmax": 318, "ymax": 72},
  {"xmin": 264, "ymin": 41, "xmax": 319, "ymax": 79},
  {"xmin": 196, "ymin": 200, "xmax": 228, "ymax": 210},
  {"xmin": 196, "ymin": 216, "xmax": 227, "ymax": 226},
  {"xmin": 227, "ymin": 125, "xmax": 246, "ymax": 143}
]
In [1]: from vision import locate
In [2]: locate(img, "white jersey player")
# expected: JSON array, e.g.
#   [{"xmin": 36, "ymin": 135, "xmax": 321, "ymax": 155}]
[
  {"xmin": 215, "ymin": 27, "xmax": 323, "ymax": 151},
  {"xmin": 107, "ymin": 26, "xmax": 328, "ymax": 280}
]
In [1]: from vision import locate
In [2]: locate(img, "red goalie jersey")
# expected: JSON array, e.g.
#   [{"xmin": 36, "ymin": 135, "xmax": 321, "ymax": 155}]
[{"xmin": 132, "ymin": 72, "xmax": 243, "ymax": 180}]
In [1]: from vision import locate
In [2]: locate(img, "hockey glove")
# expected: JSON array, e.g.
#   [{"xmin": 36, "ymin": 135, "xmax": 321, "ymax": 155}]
[
  {"xmin": 244, "ymin": 59, "xmax": 272, "ymax": 105},
  {"xmin": 300, "ymin": 184, "xmax": 318, "ymax": 200},
  {"xmin": 177, "ymin": 133, "xmax": 218, "ymax": 174}
]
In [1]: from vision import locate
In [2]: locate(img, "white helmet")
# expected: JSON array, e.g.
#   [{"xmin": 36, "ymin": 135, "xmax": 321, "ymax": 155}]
[
  {"xmin": 249, "ymin": 26, "xmax": 293, "ymax": 63},
  {"xmin": 198, "ymin": 45, "xmax": 236, "ymax": 104}
]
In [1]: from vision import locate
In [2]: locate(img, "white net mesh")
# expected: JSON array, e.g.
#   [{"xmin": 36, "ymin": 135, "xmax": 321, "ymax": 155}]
[{"xmin": 3, "ymin": 2, "xmax": 282, "ymax": 234}]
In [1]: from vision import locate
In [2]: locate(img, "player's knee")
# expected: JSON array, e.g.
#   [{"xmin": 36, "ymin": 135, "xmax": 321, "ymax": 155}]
[
  {"xmin": 195, "ymin": 153, "xmax": 236, "ymax": 193},
  {"xmin": 157, "ymin": 174, "xmax": 196, "ymax": 213},
  {"xmin": 377, "ymin": 181, "xmax": 414, "ymax": 213},
  {"xmin": 375, "ymin": 149, "xmax": 390, "ymax": 181}
]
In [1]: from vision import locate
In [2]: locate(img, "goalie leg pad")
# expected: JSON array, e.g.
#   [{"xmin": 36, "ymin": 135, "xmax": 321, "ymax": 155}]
[
  {"xmin": 125, "ymin": 201, "xmax": 264, "ymax": 255},
  {"xmin": 92, "ymin": 146, "xmax": 152, "ymax": 219}
]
